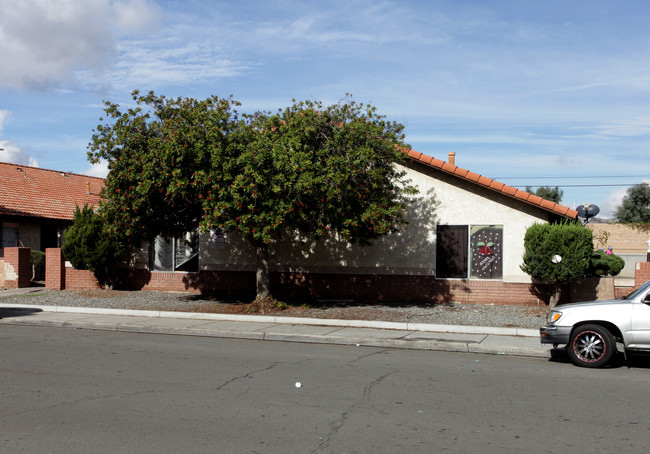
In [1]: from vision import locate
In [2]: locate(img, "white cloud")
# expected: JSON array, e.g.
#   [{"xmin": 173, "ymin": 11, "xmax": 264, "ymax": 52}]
[
  {"xmin": 0, "ymin": 0, "xmax": 160, "ymax": 90},
  {"xmin": 83, "ymin": 160, "xmax": 109, "ymax": 178},
  {"xmin": 112, "ymin": 0, "xmax": 161, "ymax": 34},
  {"xmin": 407, "ymin": 133, "xmax": 564, "ymax": 146},
  {"xmin": 0, "ymin": 109, "xmax": 9, "ymax": 131},
  {"xmin": 0, "ymin": 113, "xmax": 41, "ymax": 166},
  {"xmin": 0, "ymin": 141, "xmax": 40, "ymax": 167},
  {"xmin": 92, "ymin": 38, "xmax": 251, "ymax": 91},
  {"xmin": 593, "ymin": 117, "xmax": 650, "ymax": 138}
]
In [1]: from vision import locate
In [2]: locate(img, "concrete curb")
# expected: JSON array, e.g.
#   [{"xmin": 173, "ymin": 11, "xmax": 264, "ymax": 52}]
[
  {"xmin": 0, "ymin": 303, "xmax": 551, "ymax": 358},
  {"xmin": 0, "ymin": 314, "xmax": 551, "ymax": 357}
]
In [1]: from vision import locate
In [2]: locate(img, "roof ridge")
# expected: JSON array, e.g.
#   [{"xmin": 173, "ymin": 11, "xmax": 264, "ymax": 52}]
[
  {"xmin": 405, "ymin": 148, "xmax": 579, "ymax": 218},
  {"xmin": 0, "ymin": 162, "xmax": 105, "ymax": 181}
]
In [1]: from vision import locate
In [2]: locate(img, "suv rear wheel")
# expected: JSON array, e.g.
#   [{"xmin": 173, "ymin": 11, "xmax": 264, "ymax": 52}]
[{"xmin": 568, "ymin": 324, "xmax": 616, "ymax": 368}]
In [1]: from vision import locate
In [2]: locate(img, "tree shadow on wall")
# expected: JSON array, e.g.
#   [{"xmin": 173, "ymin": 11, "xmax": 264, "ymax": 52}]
[
  {"xmin": 266, "ymin": 188, "xmax": 460, "ymax": 305},
  {"xmin": 180, "ymin": 188, "xmax": 466, "ymax": 305}
]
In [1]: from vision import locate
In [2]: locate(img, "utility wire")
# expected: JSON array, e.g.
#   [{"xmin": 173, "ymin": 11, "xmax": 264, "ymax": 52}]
[
  {"xmin": 512, "ymin": 183, "xmax": 636, "ymax": 188},
  {"xmin": 495, "ymin": 175, "xmax": 648, "ymax": 179}
]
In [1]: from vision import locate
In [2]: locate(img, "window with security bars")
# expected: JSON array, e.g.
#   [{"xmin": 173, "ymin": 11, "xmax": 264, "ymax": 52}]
[
  {"xmin": 436, "ymin": 225, "xmax": 503, "ymax": 280},
  {"xmin": 150, "ymin": 231, "xmax": 199, "ymax": 272}
]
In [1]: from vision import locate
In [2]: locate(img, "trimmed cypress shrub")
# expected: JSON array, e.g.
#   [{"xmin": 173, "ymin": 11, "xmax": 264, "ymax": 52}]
[
  {"xmin": 521, "ymin": 220, "xmax": 593, "ymax": 307},
  {"xmin": 63, "ymin": 204, "xmax": 128, "ymax": 288}
]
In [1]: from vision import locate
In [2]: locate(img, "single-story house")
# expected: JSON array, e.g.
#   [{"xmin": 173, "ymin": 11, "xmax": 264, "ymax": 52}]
[
  {"xmin": 3, "ymin": 153, "xmax": 582, "ymax": 304},
  {"xmin": 116, "ymin": 151, "xmax": 578, "ymax": 304},
  {"xmin": 0, "ymin": 162, "xmax": 103, "ymax": 256}
]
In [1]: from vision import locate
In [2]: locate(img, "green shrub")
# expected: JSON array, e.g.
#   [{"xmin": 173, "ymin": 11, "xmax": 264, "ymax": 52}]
[
  {"xmin": 587, "ymin": 250, "xmax": 625, "ymax": 277},
  {"xmin": 30, "ymin": 250, "xmax": 46, "ymax": 280},
  {"xmin": 521, "ymin": 220, "xmax": 594, "ymax": 306},
  {"xmin": 521, "ymin": 220, "xmax": 593, "ymax": 282},
  {"xmin": 63, "ymin": 204, "xmax": 128, "ymax": 287}
]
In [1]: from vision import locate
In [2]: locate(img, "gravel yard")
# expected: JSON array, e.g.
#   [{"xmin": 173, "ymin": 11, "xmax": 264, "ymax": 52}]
[{"xmin": 0, "ymin": 289, "xmax": 548, "ymax": 329}]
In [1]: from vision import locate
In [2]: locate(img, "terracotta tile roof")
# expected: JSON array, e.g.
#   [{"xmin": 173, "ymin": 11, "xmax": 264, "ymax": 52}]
[
  {"xmin": 406, "ymin": 149, "xmax": 579, "ymax": 218},
  {"xmin": 0, "ymin": 162, "xmax": 104, "ymax": 221}
]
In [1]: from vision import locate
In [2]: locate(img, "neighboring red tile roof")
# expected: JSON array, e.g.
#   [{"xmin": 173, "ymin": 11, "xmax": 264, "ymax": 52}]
[
  {"xmin": 0, "ymin": 162, "xmax": 104, "ymax": 221},
  {"xmin": 406, "ymin": 149, "xmax": 579, "ymax": 218}
]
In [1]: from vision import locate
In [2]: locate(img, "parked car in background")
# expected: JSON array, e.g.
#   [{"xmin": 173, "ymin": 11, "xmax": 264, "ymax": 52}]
[{"xmin": 540, "ymin": 280, "xmax": 650, "ymax": 367}]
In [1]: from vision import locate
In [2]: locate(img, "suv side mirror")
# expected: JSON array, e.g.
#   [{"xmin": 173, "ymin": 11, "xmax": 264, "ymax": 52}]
[{"xmin": 643, "ymin": 294, "xmax": 650, "ymax": 304}]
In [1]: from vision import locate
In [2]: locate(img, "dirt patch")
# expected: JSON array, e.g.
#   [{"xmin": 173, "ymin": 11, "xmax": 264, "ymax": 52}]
[
  {"xmin": 74, "ymin": 289, "xmax": 129, "ymax": 298},
  {"xmin": 57, "ymin": 289, "xmax": 549, "ymax": 327}
]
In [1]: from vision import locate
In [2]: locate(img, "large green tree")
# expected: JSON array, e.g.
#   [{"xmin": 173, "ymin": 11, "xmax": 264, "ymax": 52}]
[
  {"xmin": 615, "ymin": 183, "xmax": 650, "ymax": 223},
  {"xmin": 88, "ymin": 92, "xmax": 417, "ymax": 300},
  {"xmin": 202, "ymin": 98, "xmax": 417, "ymax": 299}
]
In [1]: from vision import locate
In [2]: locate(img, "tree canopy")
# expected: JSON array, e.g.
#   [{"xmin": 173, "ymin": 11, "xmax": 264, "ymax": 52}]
[
  {"xmin": 88, "ymin": 91, "xmax": 240, "ymax": 241},
  {"xmin": 525, "ymin": 185, "xmax": 563, "ymax": 204},
  {"xmin": 88, "ymin": 91, "xmax": 417, "ymax": 300},
  {"xmin": 615, "ymin": 183, "xmax": 650, "ymax": 223}
]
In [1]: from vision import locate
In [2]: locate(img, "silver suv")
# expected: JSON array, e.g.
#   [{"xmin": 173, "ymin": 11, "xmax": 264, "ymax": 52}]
[{"xmin": 540, "ymin": 280, "xmax": 650, "ymax": 367}]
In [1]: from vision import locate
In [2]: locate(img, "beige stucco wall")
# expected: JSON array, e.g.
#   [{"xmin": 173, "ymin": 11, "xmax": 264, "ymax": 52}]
[
  {"xmin": 587, "ymin": 223, "xmax": 649, "ymax": 254},
  {"xmin": 195, "ymin": 163, "xmax": 555, "ymax": 283}
]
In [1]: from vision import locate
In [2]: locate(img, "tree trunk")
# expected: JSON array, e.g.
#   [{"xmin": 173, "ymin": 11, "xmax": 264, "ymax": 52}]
[
  {"xmin": 549, "ymin": 283, "xmax": 562, "ymax": 308},
  {"xmin": 255, "ymin": 242, "xmax": 272, "ymax": 301}
]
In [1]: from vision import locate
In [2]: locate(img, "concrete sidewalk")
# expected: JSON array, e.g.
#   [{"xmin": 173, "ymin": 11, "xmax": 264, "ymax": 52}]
[{"xmin": 0, "ymin": 300, "xmax": 551, "ymax": 358}]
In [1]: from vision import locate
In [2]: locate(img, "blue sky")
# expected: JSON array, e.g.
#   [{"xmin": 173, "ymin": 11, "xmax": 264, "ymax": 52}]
[{"xmin": 1, "ymin": 0, "xmax": 650, "ymax": 218}]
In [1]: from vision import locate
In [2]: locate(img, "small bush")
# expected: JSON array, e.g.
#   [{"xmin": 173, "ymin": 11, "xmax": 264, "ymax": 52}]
[
  {"xmin": 63, "ymin": 204, "xmax": 128, "ymax": 287},
  {"xmin": 30, "ymin": 250, "xmax": 46, "ymax": 280},
  {"xmin": 587, "ymin": 251, "xmax": 625, "ymax": 277},
  {"xmin": 521, "ymin": 220, "xmax": 593, "ymax": 282}
]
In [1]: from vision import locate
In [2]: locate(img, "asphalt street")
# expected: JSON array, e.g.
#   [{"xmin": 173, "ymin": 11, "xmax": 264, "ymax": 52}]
[{"xmin": 2, "ymin": 325, "xmax": 650, "ymax": 453}]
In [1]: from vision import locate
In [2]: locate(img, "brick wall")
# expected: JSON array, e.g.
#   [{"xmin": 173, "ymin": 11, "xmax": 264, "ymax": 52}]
[
  {"xmin": 42, "ymin": 247, "xmax": 650, "ymax": 305},
  {"xmin": 46, "ymin": 248, "xmax": 65, "ymax": 290},
  {"xmin": 4, "ymin": 247, "xmax": 31, "ymax": 288},
  {"xmin": 114, "ymin": 269, "xmax": 257, "ymax": 299},
  {"xmin": 64, "ymin": 268, "xmax": 100, "ymax": 290},
  {"xmin": 46, "ymin": 248, "xmax": 101, "ymax": 291},
  {"xmin": 112, "ymin": 269, "xmax": 549, "ymax": 305},
  {"xmin": 277, "ymin": 273, "xmax": 548, "ymax": 305}
]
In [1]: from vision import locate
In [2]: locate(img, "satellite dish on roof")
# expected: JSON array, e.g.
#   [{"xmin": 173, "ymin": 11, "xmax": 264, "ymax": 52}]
[{"xmin": 576, "ymin": 203, "xmax": 600, "ymax": 223}]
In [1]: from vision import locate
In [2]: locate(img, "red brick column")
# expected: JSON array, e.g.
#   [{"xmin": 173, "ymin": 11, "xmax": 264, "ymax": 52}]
[
  {"xmin": 46, "ymin": 248, "xmax": 66, "ymax": 290},
  {"xmin": 636, "ymin": 262, "xmax": 650, "ymax": 287},
  {"xmin": 4, "ymin": 247, "xmax": 31, "ymax": 288}
]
